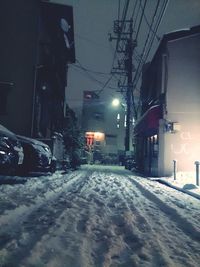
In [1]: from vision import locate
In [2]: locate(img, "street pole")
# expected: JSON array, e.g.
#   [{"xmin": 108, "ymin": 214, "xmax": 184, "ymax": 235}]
[
  {"xmin": 109, "ymin": 19, "xmax": 135, "ymax": 153},
  {"xmin": 125, "ymin": 21, "xmax": 133, "ymax": 152}
]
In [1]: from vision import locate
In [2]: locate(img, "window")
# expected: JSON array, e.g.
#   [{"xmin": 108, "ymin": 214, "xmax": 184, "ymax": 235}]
[
  {"xmin": 124, "ymin": 114, "xmax": 127, "ymax": 127},
  {"xmin": 117, "ymin": 113, "xmax": 120, "ymax": 128},
  {"xmin": 152, "ymin": 134, "xmax": 158, "ymax": 157}
]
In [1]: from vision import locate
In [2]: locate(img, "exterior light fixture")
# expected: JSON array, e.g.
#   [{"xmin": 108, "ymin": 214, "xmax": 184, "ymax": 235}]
[
  {"xmin": 112, "ymin": 98, "xmax": 120, "ymax": 107},
  {"xmin": 94, "ymin": 132, "xmax": 105, "ymax": 141}
]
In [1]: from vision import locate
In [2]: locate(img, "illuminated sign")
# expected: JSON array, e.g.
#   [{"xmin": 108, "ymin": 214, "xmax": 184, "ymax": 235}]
[{"xmin": 85, "ymin": 131, "xmax": 105, "ymax": 146}]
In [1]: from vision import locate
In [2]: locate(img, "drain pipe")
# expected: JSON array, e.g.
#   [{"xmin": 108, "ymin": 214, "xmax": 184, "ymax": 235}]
[
  {"xmin": 173, "ymin": 160, "xmax": 177, "ymax": 180},
  {"xmin": 194, "ymin": 161, "xmax": 200, "ymax": 186}
]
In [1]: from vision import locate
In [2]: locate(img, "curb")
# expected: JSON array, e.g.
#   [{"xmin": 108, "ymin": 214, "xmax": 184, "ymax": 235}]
[{"xmin": 157, "ymin": 179, "xmax": 200, "ymax": 201}]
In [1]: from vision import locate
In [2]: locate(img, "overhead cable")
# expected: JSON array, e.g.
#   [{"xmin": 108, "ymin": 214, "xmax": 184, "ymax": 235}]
[
  {"xmin": 135, "ymin": 0, "xmax": 148, "ymax": 40},
  {"xmin": 133, "ymin": 0, "xmax": 170, "ymax": 113},
  {"xmin": 70, "ymin": 64, "xmax": 117, "ymax": 90}
]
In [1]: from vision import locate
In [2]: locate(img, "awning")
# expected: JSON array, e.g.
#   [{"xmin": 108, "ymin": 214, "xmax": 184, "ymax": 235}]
[{"xmin": 134, "ymin": 105, "xmax": 162, "ymax": 136}]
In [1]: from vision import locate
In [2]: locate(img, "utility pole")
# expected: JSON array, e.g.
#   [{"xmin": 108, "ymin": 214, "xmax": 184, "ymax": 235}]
[
  {"xmin": 124, "ymin": 20, "xmax": 133, "ymax": 151},
  {"xmin": 110, "ymin": 19, "xmax": 136, "ymax": 153}
]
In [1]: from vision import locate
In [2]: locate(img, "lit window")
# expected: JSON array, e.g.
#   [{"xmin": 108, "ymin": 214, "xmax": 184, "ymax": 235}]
[{"xmin": 124, "ymin": 115, "xmax": 127, "ymax": 127}]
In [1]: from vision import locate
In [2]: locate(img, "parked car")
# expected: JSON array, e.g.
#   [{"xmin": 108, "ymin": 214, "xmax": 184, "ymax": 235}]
[
  {"xmin": 0, "ymin": 124, "xmax": 24, "ymax": 174},
  {"xmin": 17, "ymin": 135, "xmax": 56, "ymax": 174}
]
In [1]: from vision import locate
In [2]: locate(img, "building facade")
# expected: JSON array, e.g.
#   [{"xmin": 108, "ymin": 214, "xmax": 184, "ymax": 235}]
[
  {"xmin": 81, "ymin": 91, "xmax": 127, "ymax": 163},
  {"xmin": 0, "ymin": 0, "xmax": 75, "ymax": 162},
  {"xmin": 134, "ymin": 26, "xmax": 200, "ymax": 176},
  {"xmin": 0, "ymin": 0, "xmax": 39, "ymax": 136},
  {"xmin": 0, "ymin": 0, "xmax": 75, "ymax": 137}
]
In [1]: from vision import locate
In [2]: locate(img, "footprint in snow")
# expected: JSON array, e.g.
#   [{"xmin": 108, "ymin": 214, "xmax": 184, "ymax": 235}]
[
  {"xmin": 124, "ymin": 232, "xmax": 144, "ymax": 251},
  {"xmin": 76, "ymin": 219, "xmax": 87, "ymax": 233}
]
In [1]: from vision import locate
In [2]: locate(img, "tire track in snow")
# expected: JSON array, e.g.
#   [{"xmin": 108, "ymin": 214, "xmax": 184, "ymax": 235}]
[
  {"xmin": 122, "ymin": 175, "xmax": 200, "ymax": 266},
  {"xmin": 75, "ymin": 171, "xmax": 169, "ymax": 267},
  {"xmin": 101, "ymin": 173, "xmax": 173, "ymax": 267},
  {"xmin": 127, "ymin": 176, "xmax": 200, "ymax": 242},
  {"xmin": 136, "ymin": 177, "xmax": 200, "ymax": 229},
  {"xmin": 0, "ymin": 170, "xmax": 90, "ymax": 267},
  {"xmin": 75, "ymin": 171, "xmax": 116, "ymax": 267},
  {"xmin": 21, "ymin": 170, "xmax": 110, "ymax": 267},
  {"xmin": 84, "ymin": 171, "xmax": 199, "ymax": 267},
  {"xmin": 1, "ymin": 167, "xmax": 200, "ymax": 267},
  {"xmin": 95, "ymin": 175, "xmax": 175, "ymax": 266}
]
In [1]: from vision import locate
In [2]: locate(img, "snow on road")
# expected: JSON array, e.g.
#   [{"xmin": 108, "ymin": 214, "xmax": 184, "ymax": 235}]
[{"xmin": 0, "ymin": 165, "xmax": 200, "ymax": 267}]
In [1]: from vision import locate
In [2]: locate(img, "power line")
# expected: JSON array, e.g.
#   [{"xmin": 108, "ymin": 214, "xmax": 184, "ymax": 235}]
[
  {"xmin": 135, "ymin": 0, "xmax": 148, "ymax": 40},
  {"xmin": 132, "ymin": 0, "xmax": 141, "ymax": 34},
  {"xmin": 111, "ymin": 0, "xmax": 130, "ymax": 70},
  {"xmin": 133, "ymin": 0, "xmax": 169, "ymax": 92},
  {"xmin": 131, "ymin": 0, "xmax": 140, "ymax": 21},
  {"xmin": 96, "ymin": 75, "xmax": 115, "ymax": 95},
  {"xmin": 75, "ymin": 33, "xmax": 110, "ymax": 49},
  {"xmin": 70, "ymin": 64, "xmax": 117, "ymax": 90},
  {"xmin": 139, "ymin": 0, "xmax": 161, "ymax": 41},
  {"xmin": 133, "ymin": 0, "xmax": 170, "ymax": 113},
  {"xmin": 110, "ymin": 3, "xmax": 134, "ymax": 151},
  {"xmin": 133, "ymin": 0, "xmax": 161, "ymax": 88},
  {"xmin": 75, "ymin": 59, "xmax": 110, "ymax": 75},
  {"xmin": 118, "ymin": 0, "xmax": 121, "ymax": 21},
  {"xmin": 110, "ymin": 0, "xmax": 169, "ymax": 123}
]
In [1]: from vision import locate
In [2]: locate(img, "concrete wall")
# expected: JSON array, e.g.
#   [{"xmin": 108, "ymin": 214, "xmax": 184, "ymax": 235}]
[
  {"xmin": 0, "ymin": 0, "xmax": 39, "ymax": 135},
  {"xmin": 163, "ymin": 33, "xmax": 200, "ymax": 174}
]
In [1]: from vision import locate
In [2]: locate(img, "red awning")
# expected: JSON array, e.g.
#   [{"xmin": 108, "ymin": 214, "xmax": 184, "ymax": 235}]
[{"xmin": 134, "ymin": 105, "xmax": 162, "ymax": 136}]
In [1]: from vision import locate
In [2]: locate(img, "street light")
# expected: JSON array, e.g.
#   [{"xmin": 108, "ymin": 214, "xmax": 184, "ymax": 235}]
[
  {"xmin": 111, "ymin": 98, "xmax": 126, "ymax": 110},
  {"xmin": 112, "ymin": 98, "xmax": 120, "ymax": 107}
]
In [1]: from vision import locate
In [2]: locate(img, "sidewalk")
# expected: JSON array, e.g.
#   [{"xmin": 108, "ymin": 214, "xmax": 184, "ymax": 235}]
[{"xmin": 150, "ymin": 172, "xmax": 200, "ymax": 200}]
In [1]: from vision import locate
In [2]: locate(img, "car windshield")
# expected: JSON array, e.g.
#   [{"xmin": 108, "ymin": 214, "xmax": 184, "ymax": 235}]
[{"xmin": 0, "ymin": 125, "xmax": 15, "ymax": 138}]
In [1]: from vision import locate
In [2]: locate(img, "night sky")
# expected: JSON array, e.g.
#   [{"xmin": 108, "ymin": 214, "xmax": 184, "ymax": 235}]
[{"xmin": 50, "ymin": 0, "xmax": 200, "ymax": 121}]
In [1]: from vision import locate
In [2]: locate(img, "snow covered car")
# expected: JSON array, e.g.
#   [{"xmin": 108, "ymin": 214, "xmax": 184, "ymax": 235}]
[
  {"xmin": 17, "ymin": 135, "xmax": 55, "ymax": 173},
  {"xmin": 0, "ymin": 124, "xmax": 24, "ymax": 174}
]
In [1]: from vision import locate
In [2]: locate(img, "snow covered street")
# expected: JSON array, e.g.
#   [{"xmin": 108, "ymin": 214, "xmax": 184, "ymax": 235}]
[{"xmin": 0, "ymin": 165, "xmax": 200, "ymax": 267}]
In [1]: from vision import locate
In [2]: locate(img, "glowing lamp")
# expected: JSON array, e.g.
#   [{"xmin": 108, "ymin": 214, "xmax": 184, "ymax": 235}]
[
  {"xmin": 94, "ymin": 132, "xmax": 105, "ymax": 141},
  {"xmin": 112, "ymin": 98, "xmax": 120, "ymax": 107}
]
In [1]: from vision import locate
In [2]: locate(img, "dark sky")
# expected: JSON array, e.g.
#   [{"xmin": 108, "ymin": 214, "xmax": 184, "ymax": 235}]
[{"xmin": 51, "ymin": 0, "xmax": 200, "ymax": 119}]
